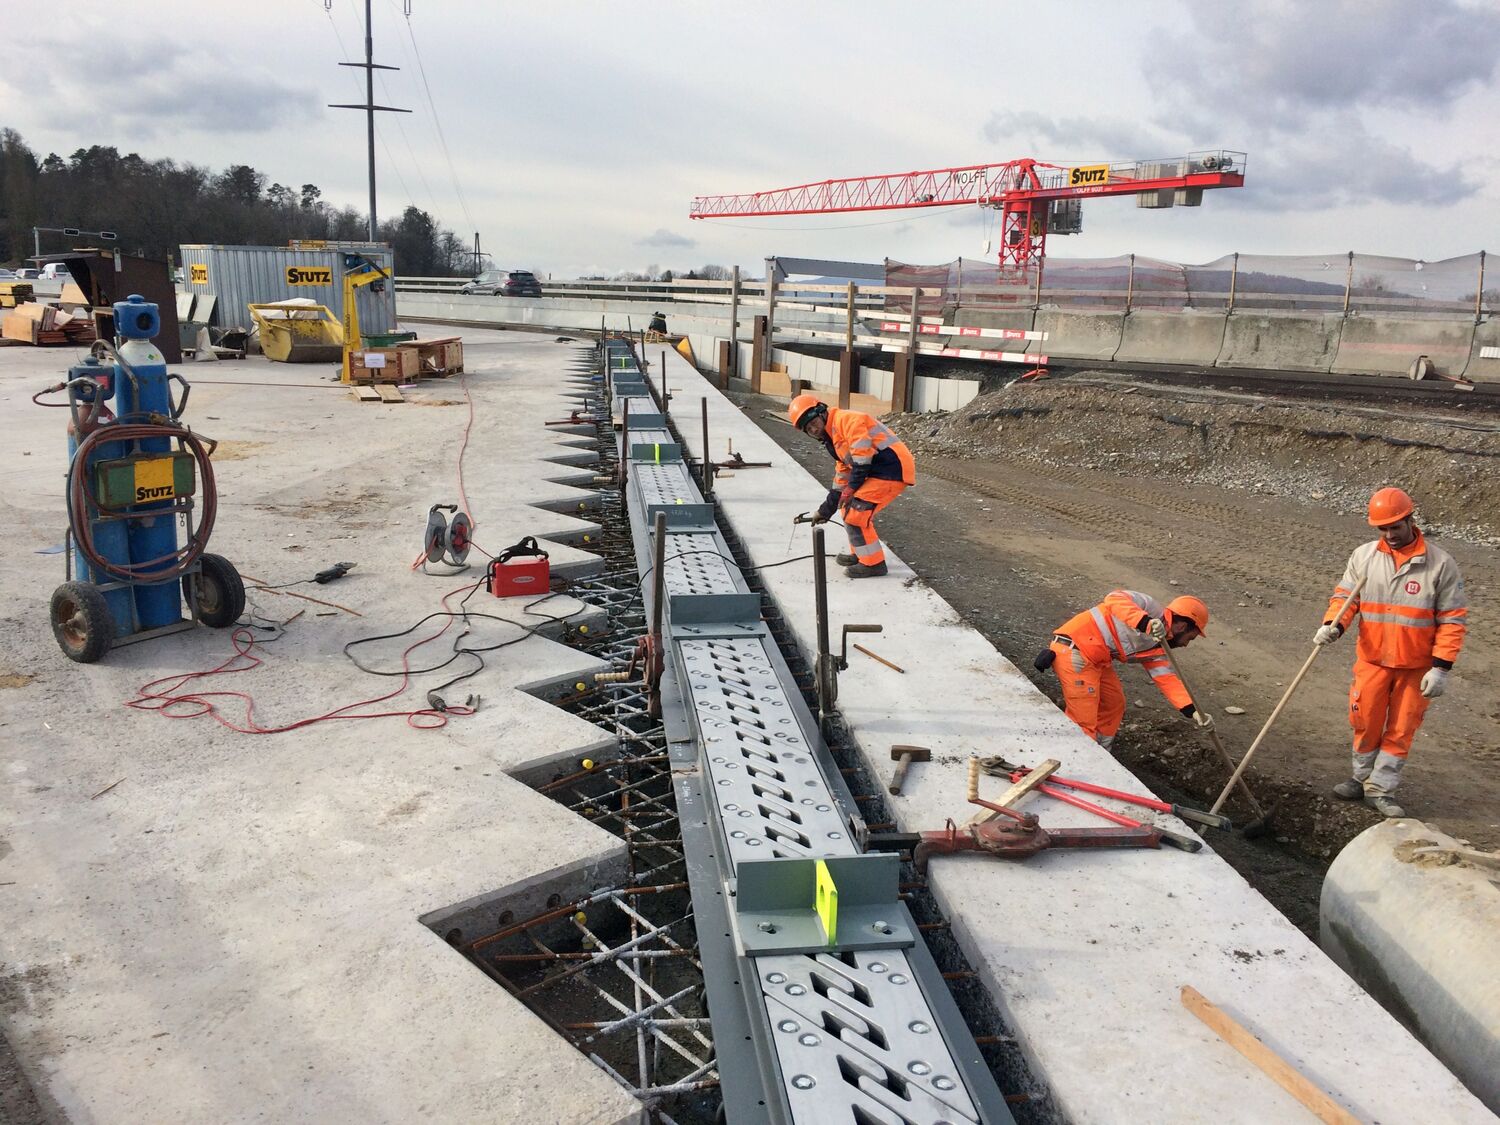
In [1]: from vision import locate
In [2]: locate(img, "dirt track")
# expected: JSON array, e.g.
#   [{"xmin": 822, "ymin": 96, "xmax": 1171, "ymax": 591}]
[{"xmin": 735, "ymin": 373, "xmax": 1500, "ymax": 935}]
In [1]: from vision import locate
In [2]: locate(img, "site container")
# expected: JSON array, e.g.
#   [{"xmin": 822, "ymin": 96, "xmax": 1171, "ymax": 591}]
[{"xmin": 179, "ymin": 243, "xmax": 396, "ymax": 333}]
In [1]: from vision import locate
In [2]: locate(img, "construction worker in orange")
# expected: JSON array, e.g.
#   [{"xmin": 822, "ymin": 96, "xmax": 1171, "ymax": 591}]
[
  {"xmin": 788, "ymin": 394, "xmax": 915, "ymax": 578},
  {"xmin": 1041, "ymin": 590, "xmax": 1213, "ymax": 750},
  {"xmin": 1318, "ymin": 487, "xmax": 1467, "ymax": 818}
]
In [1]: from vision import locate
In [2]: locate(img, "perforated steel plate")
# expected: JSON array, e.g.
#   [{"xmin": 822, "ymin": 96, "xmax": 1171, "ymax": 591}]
[
  {"xmin": 760, "ymin": 952, "xmax": 981, "ymax": 1124},
  {"xmin": 680, "ymin": 638, "xmax": 854, "ymax": 867}
]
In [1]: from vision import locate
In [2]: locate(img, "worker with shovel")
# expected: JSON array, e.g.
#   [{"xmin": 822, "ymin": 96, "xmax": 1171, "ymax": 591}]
[
  {"xmin": 1041, "ymin": 590, "xmax": 1213, "ymax": 750},
  {"xmin": 788, "ymin": 394, "xmax": 915, "ymax": 579},
  {"xmin": 1317, "ymin": 487, "xmax": 1467, "ymax": 817}
]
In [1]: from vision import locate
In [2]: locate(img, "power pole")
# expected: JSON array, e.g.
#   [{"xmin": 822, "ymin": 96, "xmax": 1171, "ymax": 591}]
[
  {"xmin": 473, "ymin": 231, "xmax": 482, "ymax": 274},
  {"xmin": 328, "ymin": 0, "xmax": 410, "ymax": 242}
]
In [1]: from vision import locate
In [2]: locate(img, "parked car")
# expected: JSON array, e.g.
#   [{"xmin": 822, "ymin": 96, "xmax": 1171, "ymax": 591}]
[
  {"xmin": 0, "ymin": 268, "xmax": 15, "ymax": 280},
  {"xmin": 460, "ymin": 269, "xmax": 543, "ymax": 297},
  {"xmin": 40, "ymin": 263, "xmax": 72, "ymax": 281},
  {"xmin": 14, "ymin": 268, "xmax": 40, "ymax": 280}
]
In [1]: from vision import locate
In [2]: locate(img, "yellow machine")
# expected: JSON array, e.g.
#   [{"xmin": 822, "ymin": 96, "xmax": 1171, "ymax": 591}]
[
  {"xmin": 248, "ymin": 302, "xmax": 343, "ymax": 363},
  {"xmin": 340, "ymin": 253, "xmax": 391, "ymax": 384}
]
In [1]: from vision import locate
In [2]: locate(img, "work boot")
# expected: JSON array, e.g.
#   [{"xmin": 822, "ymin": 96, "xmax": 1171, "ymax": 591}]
[
  {"xmin": 1332, "ymin": 778, "xmax": 1364, "ymax": 800},
  {"xmin": 835, "ymin": 552, "xmax": 857, "ymax": 567},
  {"xmin": 845, "ymin": 561, "xmax": 888, "ymax": 579},
  {"xmin": 1367, "ymin": 794, "xmax": 1406, "ymax": 818}
]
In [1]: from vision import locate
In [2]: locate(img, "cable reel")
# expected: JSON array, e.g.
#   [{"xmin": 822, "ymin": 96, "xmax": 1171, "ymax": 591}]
[{"xmin": 421, "ymin": 503, "xmax": 473, "ymax": 574}]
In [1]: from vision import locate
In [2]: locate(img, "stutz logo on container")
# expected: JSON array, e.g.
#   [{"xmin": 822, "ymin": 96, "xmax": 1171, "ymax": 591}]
[
  {"xmin": 286, "ymin": 266, "xmax": 334, "ymax": 286},
  {"xmin": 189, "ymin": 264, "xmax": 208, "ymax": 283},
  {"xmin": 1067, "ymin": 164, "xmax": 1110, "ymax": 187}
]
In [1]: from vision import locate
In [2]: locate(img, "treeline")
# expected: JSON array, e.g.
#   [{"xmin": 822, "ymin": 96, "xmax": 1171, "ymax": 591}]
[
  {"xmin": 0, "ymin": 129, "xmax": 476, "ymax": 276},
  {"xmin": 586, "ymin": 264, "xmax": 735, "ymax": 282}
]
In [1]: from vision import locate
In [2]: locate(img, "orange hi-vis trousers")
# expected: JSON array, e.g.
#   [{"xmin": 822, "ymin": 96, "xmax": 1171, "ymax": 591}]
[
  {"xmin": 1350, "ymin": 660, "xmax": 1431, "ymax": 760},
  {"xmin": 843, "ymin": 478, "xmax": 907, "ymax": 568},
  {"xmin": 1051, "ymin": 640, "xmax": 1126, "ymax": 748}
]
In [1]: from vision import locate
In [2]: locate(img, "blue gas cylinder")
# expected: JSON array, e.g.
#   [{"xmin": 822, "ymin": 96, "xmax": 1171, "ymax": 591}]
[
  {"xmin": 114, "ymin": 295, "xmax": 181, "ymax": 628},
  {"xmin": 66, "ymin": 358, "xmax": 137, "ymax": 636}
]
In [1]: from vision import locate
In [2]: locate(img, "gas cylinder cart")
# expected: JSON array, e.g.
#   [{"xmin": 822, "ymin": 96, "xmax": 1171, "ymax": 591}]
[{"xmin": 39, "ymin": 294, "xmax": 245, "ymax": 663}]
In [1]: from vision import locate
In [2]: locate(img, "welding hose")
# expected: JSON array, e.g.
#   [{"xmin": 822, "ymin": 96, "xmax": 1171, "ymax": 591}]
[{"xmin": 66, "ymin": 422, "xmax": 218, "ymax": 582}]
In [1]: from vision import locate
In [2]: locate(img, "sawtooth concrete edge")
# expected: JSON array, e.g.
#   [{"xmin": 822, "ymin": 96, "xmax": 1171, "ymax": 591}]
[
  {"xmin": 0, "ymin": 330, "xmax": 646, "ymax": 1125},
  {"xmin": 1215, "ymin": 312, "xmax": 1343, "ymax": 371},
  {"xmin": 1330, "ymin": 316, "xmax": 1475, "ymax": 378},
  {"xmin": 1115, "ymin": 310, "xmax": 1229, "ymax": 366}
]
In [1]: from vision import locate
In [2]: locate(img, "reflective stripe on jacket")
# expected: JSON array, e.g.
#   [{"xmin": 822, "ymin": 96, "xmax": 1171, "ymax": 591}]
[
  {"xmin": 1327, "ymin": 532, "xmax": 1467, "ymax": 669},
  {"xmin": 1054, "ymin": 589, "xmax": 1192, "ymax": 710},
  {"xmin": 820, "ymin": 407, "xmax": 916, "ymax": 491}
]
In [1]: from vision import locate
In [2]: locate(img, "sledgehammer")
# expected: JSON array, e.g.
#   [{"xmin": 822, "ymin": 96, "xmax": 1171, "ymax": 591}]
[{"xmin": 888, "ymin": 744, "xmax": 932, "ymax": 795}]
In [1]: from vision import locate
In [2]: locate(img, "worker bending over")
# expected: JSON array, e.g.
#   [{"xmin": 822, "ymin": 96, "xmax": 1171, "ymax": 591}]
[
  {"xmin": 1317, "ymin": 487, "xmax": 1466, "ymax": 818},
  {"xmin": 1042, "ymin": 590, "xmax": 1213, "ymax": 749},
  {"xmin": 789, "ymin": 395, "xmax": 915, "ymax": 578}
]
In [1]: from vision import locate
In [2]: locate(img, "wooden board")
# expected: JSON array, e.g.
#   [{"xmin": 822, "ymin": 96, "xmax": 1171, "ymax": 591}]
[
  {"xmin": 374, "ymin": 384, "xmax": 405, "ymax": 403},
  {"xmin": 352, "ymin": 385, "xmax": 382, "ymax": 403}
]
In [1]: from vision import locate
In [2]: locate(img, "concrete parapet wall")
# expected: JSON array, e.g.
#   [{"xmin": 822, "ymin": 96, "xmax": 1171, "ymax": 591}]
[
  {"xmin": 1116, "ymin": 310, "xmax": 1228, "ymax": 366},
  {"xmin": 1331, "ymin": 316, "xmax": 1475, "ymax": 377},
  {"xmin": 1028, "ymin": 309, "xmax": 1125, "ymax": 361},
  {"xmin": 952, "ymin": 308, "xmax": 1037, "ymax": 334},
  {"xmin": 1461, "ymin": 320, "xmax": 1500, "ymax": 383},
  {"xmin": 1216, "ymin": 311, "xmax": 1344, "ymax": 372}
]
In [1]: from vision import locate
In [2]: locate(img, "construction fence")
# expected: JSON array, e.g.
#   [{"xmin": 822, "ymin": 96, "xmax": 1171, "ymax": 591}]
[{"xmin": 886, "ymin": 251, "xmax": 1493, "ymax": 318}]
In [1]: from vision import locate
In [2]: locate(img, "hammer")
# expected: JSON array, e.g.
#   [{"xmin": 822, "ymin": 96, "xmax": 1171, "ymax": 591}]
[{"xmin": 889, "ymin": 744, "xmax": 932, "ymax": 795}]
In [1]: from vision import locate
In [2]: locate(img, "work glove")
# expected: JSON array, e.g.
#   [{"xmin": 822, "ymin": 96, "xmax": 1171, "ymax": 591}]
[
  {"xmin": 1192, "ymin": 710, "xmax": 1214, "ymax": 730},
  {"xmin": 815, "ymin": 490, "xmax": 840, "ymax": 523},
  {"xmin": 1146, "ymin": 618, "xmax": 1167, "ymax": 643},
  {"xmin": 1419, "ymin": 668, "xmax": 1448, "ymax": 699},
  {"xmin": 1314, "ymin": 623, "xmax": 1343, "ymax": 647}
]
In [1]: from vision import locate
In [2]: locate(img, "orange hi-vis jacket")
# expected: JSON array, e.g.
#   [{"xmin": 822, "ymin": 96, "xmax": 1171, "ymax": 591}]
[
  {"xmin": 821, "ymin": 408, "xmax": 916, "ymax": 493},
  {"xmin": 1055, "ymin": 589, "xmax": 1193, "ymax": 711},
  {"xmin": 1327, "ymin": 531, "xmax": 1467, "ymax": 670}
]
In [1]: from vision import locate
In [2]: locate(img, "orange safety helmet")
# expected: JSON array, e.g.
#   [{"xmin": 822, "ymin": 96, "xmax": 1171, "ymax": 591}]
[
  {"xmin": 1166, "ymin": 595, "xmax": 1209, "ymax": 637},
  {"xmin": 1367, "ymin": 486, "xmax": 1414, "ymax": 527},
  {"xmin": 788, "ymin": 393, "xmax": 826, "ymax": 430}
]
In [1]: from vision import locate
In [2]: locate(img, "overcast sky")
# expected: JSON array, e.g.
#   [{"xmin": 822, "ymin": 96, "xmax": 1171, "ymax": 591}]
[{"xmin": 6, "ymin": 0, "xmax": 1498, "ymax": 277}]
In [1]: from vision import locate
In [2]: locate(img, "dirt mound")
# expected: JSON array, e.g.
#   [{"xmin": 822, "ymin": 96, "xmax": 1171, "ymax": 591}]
[{"xmin": 897, "ymin": 374, "xmax": 1500, "ymax": 545}]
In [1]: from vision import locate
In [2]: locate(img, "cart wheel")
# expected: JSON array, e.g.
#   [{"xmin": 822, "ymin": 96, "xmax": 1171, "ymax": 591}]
[
  {"xmin": 51, "ymin": 582, "xmax": 113, "ymax": 664},
  {"xmin": 187, "ymin": 554, "xmax": 246, "ymax": 628}
]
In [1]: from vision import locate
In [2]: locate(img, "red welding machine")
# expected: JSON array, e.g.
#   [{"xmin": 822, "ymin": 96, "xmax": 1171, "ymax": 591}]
[{"xmin": 488, "ymin": 536, "xmax": 551, "ymax": 598}]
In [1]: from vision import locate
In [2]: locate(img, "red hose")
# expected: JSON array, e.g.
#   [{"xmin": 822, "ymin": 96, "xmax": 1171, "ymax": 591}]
[{"xmin": 68, "ymin": 422, "xmax": 218, "ymax": 581}]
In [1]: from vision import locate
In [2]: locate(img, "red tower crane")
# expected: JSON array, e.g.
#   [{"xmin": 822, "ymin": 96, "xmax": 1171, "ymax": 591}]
[{"xmin": 689, "ymin": 151, "xmax": 1246, "ymax": 269}]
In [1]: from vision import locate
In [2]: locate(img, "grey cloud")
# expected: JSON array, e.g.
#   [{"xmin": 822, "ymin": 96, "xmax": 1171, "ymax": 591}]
[
  {"xmin": 981, "ymin": 111, "xmax": 1177, "ymax": 162},
  {"xmin": 1162, "ymin": 0, "xmax": 1500, "ymax": 123},
  {"xmin": 638, "ymin": 228, "xmax": 696, "ymax": 249},
  {"xmin": 20, "ymin": 31, "xmax": 315, "ymax": 138},
  {"xmin": 1237, "ymin": 121, "xmax": 1475, "ymax": 210}
]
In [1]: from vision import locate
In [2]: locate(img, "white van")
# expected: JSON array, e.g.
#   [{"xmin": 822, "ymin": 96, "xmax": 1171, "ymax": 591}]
[{"xmin": 40, "ymin": 263, "xmax": 72, "ymax": 281}]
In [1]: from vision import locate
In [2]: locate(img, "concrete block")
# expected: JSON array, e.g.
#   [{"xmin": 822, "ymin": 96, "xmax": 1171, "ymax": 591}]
[
  {"xmin": 1216, "ymin": 312, "xmax": 1343, "ymax": 372},
  {"xmin": 1027, "ymin": 309, "xmax": 1124, "ymax": 361},
  {"xmin": 1116, "ymin": 310, "xmax": 1228, "ymax": 366},
  {"xmin": 1331, "ymin": 316, "xmax": 1474, "ymax": 377},
  {"xmin": 1461, "ymin": 319, "xmax": 1500, "ymax": 382},
  {"xmin": 952, "ymin": 307, "xmax": 1037, "ymax": 335}
]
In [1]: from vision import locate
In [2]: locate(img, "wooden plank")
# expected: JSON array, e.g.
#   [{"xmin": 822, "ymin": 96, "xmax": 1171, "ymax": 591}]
[
  {"xmin": 1181, "ymin": 986, "xmax": 1360, "ymax": 1125},
  {"xmin": 352, "ymin": 385, "xmax": 382, "ymax": 403},
  {"xmin": 374, "ymin": 384, "xmax": 405, "ymax": 403},
  {"xmin": 967, "ymin": 759, "xmax": 1060, "ymax": 826}
]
